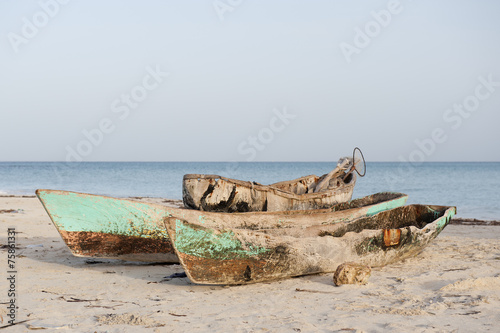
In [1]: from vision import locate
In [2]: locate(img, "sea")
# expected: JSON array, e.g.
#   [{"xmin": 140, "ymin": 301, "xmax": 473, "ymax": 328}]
[{"xmin": 0, "ymin": 162, "xmax": 499, "ymax": 220}]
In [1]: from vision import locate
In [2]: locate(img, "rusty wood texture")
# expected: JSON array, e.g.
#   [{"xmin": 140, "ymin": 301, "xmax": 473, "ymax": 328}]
[
  {"xmin": 58, "ymin": 230, "xmax": 176, "ymax": 262},
  {"xmin": 36, "ymin": 190, "xmax": 407, "ymax": 262},
  {"xmin": 182, "ymin": 171, "xmax": 357, "ymax": 212},
  {"xmin": 36, "ymin": 189, "xmax": 179, "ymax": 262},
  {"xmin": 165, "ymin": 204, "xmax": 456, "ymax": 285}
]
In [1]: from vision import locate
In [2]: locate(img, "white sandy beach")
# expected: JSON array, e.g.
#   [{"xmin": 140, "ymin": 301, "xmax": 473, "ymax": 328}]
[{"xmin": 1, "ymin": 197, "xmax": 499, "ymax": 332}]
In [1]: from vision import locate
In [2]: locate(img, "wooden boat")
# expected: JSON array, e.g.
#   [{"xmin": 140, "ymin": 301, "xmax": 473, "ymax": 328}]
[
  {"xmin": 36, "ymin": 190, "xmax": 407, "ymax": 262},
  {"xmin": 183, "ymin": 149, "xmax": 367, "ymax": 213},
  {"xmin": 183, "ymin": 172, "xmax": 356, "ymax": 212},
  {"xmin": 183, "ymin": 148, "xmax": 370, "ymax": 212},
  {"xmin": 164, "ymin": 204, "xmax": 456, "ymax": 285},
  {"xmin": 36, "ymin": 189, "xmax": 178, "ymax": 263}
]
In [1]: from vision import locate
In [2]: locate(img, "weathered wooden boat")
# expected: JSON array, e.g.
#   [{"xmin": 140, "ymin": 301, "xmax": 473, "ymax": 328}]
[
  {"xmin": 164, "ymin": 204, "xmax": 456, "ymax": 285},
  {"xmin": 36, "ymin": 190, "xmax": 407, "ymax": 262},
  {"xmin": 183, "ymin": 149, "xmax": 367, "ymax": 212},
  {"xmin": 183, "ymin": 172, "xmax": 356, "ymax": 212},
  {"xmin": 36, "ymin": 189, "xmax": 178, "ymax": 263}
]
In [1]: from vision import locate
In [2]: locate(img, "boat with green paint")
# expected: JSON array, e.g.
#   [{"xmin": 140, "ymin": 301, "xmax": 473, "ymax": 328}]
[
  {"xmin": 36, "ymin": 190, "xmax": 407, "ymax": 263},
  {"xmin": 36, "ymin": 189, "xmax": 178, "ymax": 263},
  {"xmin": 164, "ymin": 204, "xmax": 456, "ymax": 285}
]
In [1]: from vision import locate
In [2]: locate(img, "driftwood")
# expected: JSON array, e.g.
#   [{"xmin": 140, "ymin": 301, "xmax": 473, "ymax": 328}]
[{"xmin": 164, "ymin": 204, "xmax": 456, "ymax": 285}]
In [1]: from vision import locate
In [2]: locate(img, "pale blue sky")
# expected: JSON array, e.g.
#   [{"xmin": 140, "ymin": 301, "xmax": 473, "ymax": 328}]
[{"xmin": 1, "ymin": 0, "xmax": 499, "ymax": 162}]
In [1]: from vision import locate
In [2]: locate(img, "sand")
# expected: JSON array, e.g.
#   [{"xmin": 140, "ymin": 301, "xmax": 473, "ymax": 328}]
[{"xmin": 1, "ymin": 197, "xmax": 499, "ymax": 332}]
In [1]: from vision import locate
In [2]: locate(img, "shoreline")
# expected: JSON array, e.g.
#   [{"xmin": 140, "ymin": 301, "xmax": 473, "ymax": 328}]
[{"xmin": 449, "ymin": 217, "xmax": 500, "ymax": 226}]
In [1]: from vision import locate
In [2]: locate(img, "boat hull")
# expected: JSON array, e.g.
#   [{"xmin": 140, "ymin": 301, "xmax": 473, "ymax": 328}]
[
  {"xmin": 165, "ymin": 204, "xmax": 456, "ymax": 285},
  {"xmin": 183, "ymin": 172, "xmax": 357, "ymax": 212},
  {"xmin": 36, "ymin": 190, "xmax": 407, "ymax": 263},
  {"xmin": 36, "ymin": 190, "xmax": 179, "ymax": 262}
]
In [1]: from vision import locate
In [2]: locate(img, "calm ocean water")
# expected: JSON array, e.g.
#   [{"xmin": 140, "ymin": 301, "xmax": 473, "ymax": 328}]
[{"xmin": 0, "ymin": 162, "xmax": 499, "ymax": 220}]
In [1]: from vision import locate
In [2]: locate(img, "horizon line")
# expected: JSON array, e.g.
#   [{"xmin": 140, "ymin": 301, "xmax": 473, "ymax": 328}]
[{"xmin": 1, "ymin": 160, "xmax": 499, "ymax": 163}]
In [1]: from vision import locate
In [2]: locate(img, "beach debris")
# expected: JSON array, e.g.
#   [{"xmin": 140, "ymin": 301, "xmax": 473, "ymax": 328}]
[
  {"xmin": 164, "ymin": 272, "xmax": 187, "ymax": 279},
  {"xmin": 443, "ymin": 267, "xmax": 469, "ymax": 272},
  {"xmin": 85, "ymin": 304, "xmax": 121, "ymax": 310},
  {"xmin": 295, "ymin": 288, "xmax": 339, "ymax": 294},
  {"xmin": 333, "ymin": 262, "xmax": 371, "ymax": 286},
  {"xmin": 0, "ymin": 244, "xmax": 22, "ymax": 250},
  {"xmin": 459, "ymin": 311, "xmax": 481, "ymax": 316},
  {"xmin": 95, "ymin": 313, "xmax": 163, "ymax": 327},
  {"xmin": 0, "ymin": 209, "xmax": 24, "ymax": 214},
  {"xmin": 450, "ymin": 218, "xmax": 500, "ymax": 226},
  {"xmin": 26, "ymin": 322, "xmax": 74, "ymax": 330},
  {"xmin": 0, "ymin": 320, "xmax": 30, "ymax": 330},
  {"xmin": 60, "ymin": 296, "xmax": 100, "ymax": 303},
  {"xmin": 85, "ymin": 259, "xmax": 105, "ymax": 264}
]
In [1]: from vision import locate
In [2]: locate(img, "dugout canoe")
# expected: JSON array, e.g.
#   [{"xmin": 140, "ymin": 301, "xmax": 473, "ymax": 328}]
[
  {"xmin": 164, "ymin": 204, "xmax": 456, "ymax": 285},
  {"xmin": 35, "ymin": 190, "xmax": 407, "ymax": 263},
  {"xmin": 183, "ymin": 171, "xmax": 356, "ymax": 213}
]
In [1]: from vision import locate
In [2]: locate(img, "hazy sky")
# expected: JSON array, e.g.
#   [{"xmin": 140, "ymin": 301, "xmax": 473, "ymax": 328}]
[{"xmin": 1, "ymin": 0, "xmax": 499, "ymax": 162}]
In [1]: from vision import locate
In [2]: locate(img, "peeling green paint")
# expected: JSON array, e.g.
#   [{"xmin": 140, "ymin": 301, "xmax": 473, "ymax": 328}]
[
  {"xmin": 37, "ymin": 190, "xmax": 169, "ymax": 239},
  {"xmin": 366, "ymin": 196, "xmax": 408, "ymax": 217},
  {"xmin": 174, "ymin": 219, "xmax": 270, "ymax": 260},
  {"xmin": 436, "ymin": 207, "xmax": 456, "ymax": 230}
]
